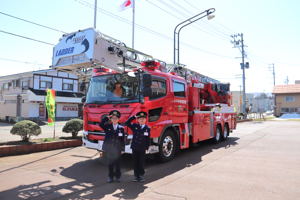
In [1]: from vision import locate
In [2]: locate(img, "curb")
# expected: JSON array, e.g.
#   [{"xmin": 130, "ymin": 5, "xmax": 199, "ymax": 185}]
[
  {"xmin": 0, "ymin": 139, "xmax": 82, "ymax": 157},
  {"xmin": 237, "ymin": 119, "xmax": 252, "ymax": 123}
]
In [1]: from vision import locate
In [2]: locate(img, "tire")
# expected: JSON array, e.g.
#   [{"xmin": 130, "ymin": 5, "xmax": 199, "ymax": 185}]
[
  {"xmin": 213, "ymin": 125, "xmax": 222, "ymax": 143},
  {"xmin": 222, "ymin": 124, "xmax": 229, "ymax": 141},
  {"xmin": 157, "ymin": 130, "xmax": 177, "ymax": 162}
]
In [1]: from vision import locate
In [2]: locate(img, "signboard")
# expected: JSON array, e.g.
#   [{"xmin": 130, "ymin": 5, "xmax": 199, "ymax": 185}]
[{"xmin": 52, "ymin": 28, "xmax": 96, "ymax": 68}]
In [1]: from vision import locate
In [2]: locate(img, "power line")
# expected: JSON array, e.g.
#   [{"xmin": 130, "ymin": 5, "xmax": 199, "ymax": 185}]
[
  {"xmin": 165, "ymin": 0, "xmax": 232, "ymax": 40},
  {"xmin": 181, "ymin": 0, "xmax": 236, "ymax": 35},
  {"xmin": 182, "ymin": 0, "xmax": 200, "ymax": 12},
  {"xmin": 0, "ymin": 29, "xmax": 54, "ymax": 46},
  {"xmin": 0, "ymin": 11, "xmax": 66, "ymax": 34},
  {"xmin": 75, "ymin": 0, "xmax": 233, "ymax": 59},
  {"xmin": 144, "ymin": 0, "xmax": 182, "ymax": 20},
  {"xmin": 153, "ymin": 0, "xmax": 190, "ymax": 18},
  {"xmin": 165, "ymin": 1, "xmax": 231, "ymax": 40},
  {"xmin": 0, "ymin": 57, "xmax": 48, "ymax": 66},
  {"xmin": 167, "ymin": 0, "xmax": 192, "ymax": 16},
  {"xmin": 145, "ymin": 0, "xmax": 230, "ymax": 42}
]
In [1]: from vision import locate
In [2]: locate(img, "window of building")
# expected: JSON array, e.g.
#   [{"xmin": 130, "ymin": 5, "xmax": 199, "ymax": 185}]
[
  {"xmin": 281, "ymin": 107, "xmax": 298, "ymax": 113},
  {"xmin": 22, "ymin": 81, "xmax": 29, "ymax": 89},
  {"xmin": 13, "ymin": 79, "xmax": 20, "ymax": 88},
  {"xmin": 63, "ymin": 83, "xmax": 73, "ymax": 91},
  {"xmin": 173, "ymin": 81, "xmax": 185, "ymax": 97},
  {"xmin": 3, "ymin": 83, "xmax": 9, "ymax": 90},
  {"xmin": 40, "ymin": 81, "xmax": 52, "ymax": 89},
  {"xmin": 285, "ymin": 96, "xmax": 295, "ymax": 102},
  {"xmin": 150, "ymin": 79, "xmax": 166, "ymax": 99}
]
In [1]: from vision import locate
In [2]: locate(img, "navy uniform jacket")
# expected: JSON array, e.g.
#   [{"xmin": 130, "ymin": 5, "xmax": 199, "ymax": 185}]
[
  {"xmin": 99, "ymin": 117, "xmax": 125, "ymax": 152},
  {"xmin": 125, "ymin": 116, "xmax": 151, "ymax": 152}
]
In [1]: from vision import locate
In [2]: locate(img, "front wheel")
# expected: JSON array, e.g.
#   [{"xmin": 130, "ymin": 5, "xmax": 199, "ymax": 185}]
[
  {"xmin": 222, "ymin": 124, "xmax": 229, "ymax": 140},
  {"xmin": 213, "ymin": 125, "xmax": 222, "ymax": 143},
  {"xmin": 157, "ymin": 130, "xmax": 177, "ymax": 162}
]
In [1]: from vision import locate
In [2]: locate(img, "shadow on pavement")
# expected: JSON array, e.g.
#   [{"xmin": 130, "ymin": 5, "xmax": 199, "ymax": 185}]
[{"xmin": 0, "ymin": 137, "xmax": 239, "ymax": 200}]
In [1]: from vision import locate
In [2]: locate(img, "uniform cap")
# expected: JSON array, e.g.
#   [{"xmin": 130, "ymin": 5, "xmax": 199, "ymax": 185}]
[
  {"xmin": 109, "ymin": 110, "xmax": 121, "ymax": 118},
  {"xmin": 136, "ymin": 111, "xmax": 147, "ymax": 118}
]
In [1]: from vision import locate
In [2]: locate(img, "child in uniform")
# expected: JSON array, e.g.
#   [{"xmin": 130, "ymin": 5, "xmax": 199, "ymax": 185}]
[
  {"xmin": 125, "ymin": 111, "xmax": 150, "ymax": 182},
  {"xmin": 99, "ymin": 110, "xmax": 125, "ymax": 183}
]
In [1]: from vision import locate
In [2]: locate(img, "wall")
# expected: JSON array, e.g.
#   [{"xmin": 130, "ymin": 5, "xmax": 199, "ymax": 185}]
[
  {"xmin": 275, "ymin": 93, "xmax": 300, "ymax": 116},
  {"xmin": 56, "ymin": 103, "xmax": 78, "ymax": 118},
  {"xmin": 33, "ymin": 74, "xmax": 78, "ymax": 93},
  {"xmin": 28, "ymin": 103, "xmax": 39, "ymax": 118}
]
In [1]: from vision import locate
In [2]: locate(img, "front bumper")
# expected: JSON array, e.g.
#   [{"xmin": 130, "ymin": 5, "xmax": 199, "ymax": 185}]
[{"xmin": 82, "ymin": 131, "xmax": 159, "ymax": 154}]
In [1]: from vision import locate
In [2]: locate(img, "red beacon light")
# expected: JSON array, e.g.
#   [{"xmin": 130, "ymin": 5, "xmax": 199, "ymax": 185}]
[
  {"xmin": 92, "ymin": 67, "xmax": 111, "ymax": 76},
  {"xmin": 141, "ymin": 60, "xmax": 161, "ymax": 71},
  {"xmin": 93, "ymin": 67, "xmax": 110, "ymax": 73}
]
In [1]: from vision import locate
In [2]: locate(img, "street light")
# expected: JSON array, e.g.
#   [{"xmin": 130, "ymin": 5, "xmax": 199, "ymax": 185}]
[{"xmin": 173, "ymin": 8, "xmax": 216, "ymax": 65}]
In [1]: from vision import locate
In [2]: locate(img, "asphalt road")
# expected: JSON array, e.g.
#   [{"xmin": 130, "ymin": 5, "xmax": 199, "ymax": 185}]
[{"xmin": 0, "ymin": 120, "xmax": 299, "ymax": 200}]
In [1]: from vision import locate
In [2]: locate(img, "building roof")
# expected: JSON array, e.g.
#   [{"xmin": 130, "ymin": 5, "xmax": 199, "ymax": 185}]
[{"xmin": 273, "ymin": 84, "xmax": 300, "ymax": 94}]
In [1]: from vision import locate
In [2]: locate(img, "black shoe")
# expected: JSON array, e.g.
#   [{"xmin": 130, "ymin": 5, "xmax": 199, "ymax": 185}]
[
  {"xmin": 138, "ymin": 176, "xmax": 145, "ymax": 182},
  {"xmin": 107, "ymin": 177, "xmax": 113, "ymax": 183},
  {"xmin": 132, "ymin": 177, "xmax": 139, "ymax": 182},
  {"xmin": 115, "ymin": 178, "xmax": 120, "ymax": 183}
]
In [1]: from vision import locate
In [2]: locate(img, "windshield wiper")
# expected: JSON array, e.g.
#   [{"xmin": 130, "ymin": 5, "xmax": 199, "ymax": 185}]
[{"xmin": 86, "ymin": 101, "xmax": 106, "ymax": 104}]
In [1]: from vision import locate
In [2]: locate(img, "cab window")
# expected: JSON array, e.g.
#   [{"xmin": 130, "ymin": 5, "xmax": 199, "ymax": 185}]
[
  {"xmin": 173, "ymin": 81, "xmax": 185, "ymax": 97},
  {"xmin": 150, "ymin": 79, "xmax": 167, "ymax": 99}
]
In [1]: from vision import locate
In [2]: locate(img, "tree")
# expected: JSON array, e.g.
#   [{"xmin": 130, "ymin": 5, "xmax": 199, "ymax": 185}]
[
  {"xmin": 62, "ymin": 119, "xmax": 83, "ymax": 138},
  {"xmin": 10, "ymin": 120, "xmax": 41, "ymax": 142}
]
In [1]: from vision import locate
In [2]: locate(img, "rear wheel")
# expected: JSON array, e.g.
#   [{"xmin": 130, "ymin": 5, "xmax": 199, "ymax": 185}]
[
  {"xmin": 157, "ymin": 130, "xmax": 177, "ymax": 162},
  {"xmin": 222, "ymin": 124, "xmax": 229, "ymax": 140},
  {"xmin": 213, "ymin": 125, "xmax": 222, "ymax": 143}
]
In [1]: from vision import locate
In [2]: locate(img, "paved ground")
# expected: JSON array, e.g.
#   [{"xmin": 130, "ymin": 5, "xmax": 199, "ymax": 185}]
[
  {"xmin": 0, "ymin": 120, "xmax": 299, "ymax": 200},
  {"xmin": 0, "ymin": 121, "xmax": 80, "ymax": 143}
]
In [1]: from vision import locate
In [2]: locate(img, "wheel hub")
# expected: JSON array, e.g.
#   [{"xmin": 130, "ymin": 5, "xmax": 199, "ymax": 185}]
[{"xmin": 162, "ymin": 136, "xmax": 173, "ymax": 157}]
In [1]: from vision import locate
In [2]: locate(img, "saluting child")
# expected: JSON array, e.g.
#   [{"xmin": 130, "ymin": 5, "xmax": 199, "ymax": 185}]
[
  {"xmin": 125, "ymin": 111, "xmax": 150, "ymax": 182},
  {"xmin": 99, "ymin": 110, "xmax": 125, "ymax": 183}
]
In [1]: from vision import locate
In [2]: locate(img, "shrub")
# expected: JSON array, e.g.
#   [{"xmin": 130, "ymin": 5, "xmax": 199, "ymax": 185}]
[
  {"xmin": 10, "ymin": 120, "xmax": 41, "ymax": 142},
  {"xmin": 62, "ymin": 119, "xmax": 83, "ymax": 138}
]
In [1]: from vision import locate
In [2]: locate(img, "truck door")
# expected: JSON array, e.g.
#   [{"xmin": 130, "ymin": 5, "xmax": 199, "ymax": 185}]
[
  {"xmin": 172, "ymin": 80, "xmax": 188, "ymax": 122},
  {"xmin": 172, "ymin": 80, "xmax": 189, "ymax": 148}
]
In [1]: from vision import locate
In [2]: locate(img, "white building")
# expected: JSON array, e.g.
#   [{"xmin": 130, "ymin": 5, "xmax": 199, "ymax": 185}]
[
  {"xmin": 0, "ymin": 69, "xmax": 84, "ymax": 122},
  {"xmin": 231, "ymin": 92, "xmax": 274, "ymax": 113}
]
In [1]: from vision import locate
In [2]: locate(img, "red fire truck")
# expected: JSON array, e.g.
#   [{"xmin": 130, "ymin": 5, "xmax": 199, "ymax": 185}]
[{"xmin": 52, "ymin": 28, "xmax": 236, "ymax": 162}]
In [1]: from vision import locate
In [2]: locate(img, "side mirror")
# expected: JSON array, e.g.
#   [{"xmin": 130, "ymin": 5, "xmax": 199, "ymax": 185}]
[
  {"xmin": 142, "ymin": 74, "xmax": 152, "ymax": 97},
  {"xmin": 143, "ymin": 87, "xmax": 152, "ymax": 97},
  {"xmin": 81, "ymin": 96, "xmax": 86, "ymax": 103},
  {"xmin": 143, "ymin": 74, "xmax": 152, "ymax": 88}
]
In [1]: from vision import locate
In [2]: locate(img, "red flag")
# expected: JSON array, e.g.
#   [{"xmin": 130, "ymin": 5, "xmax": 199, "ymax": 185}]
[{"xmin": 120, "ymin": 0, "xmax": 132, "ymax": 11}]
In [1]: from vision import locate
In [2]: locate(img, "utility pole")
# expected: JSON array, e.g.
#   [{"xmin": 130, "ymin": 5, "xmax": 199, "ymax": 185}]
[
  {"xmin": 269, "ymin": 63, "xmax": 275, "ymax": 86},
  {"xmin": 132, "ymin": 0, "xmax": 135, "ymax": 48},
  {"xmin": 231, "ymin": 33, "xmax": 249, "ymax": 117},
  {"xmin": 285, "ymin": 76, "xmax": 289, "ymax": 85},
  {"xmin": 269, "ymin": 63, "xmax": 276, "ymax": 116},
  {"xmin": 93, "ymin": 0, "xmax": 97, "ymax": 29}
]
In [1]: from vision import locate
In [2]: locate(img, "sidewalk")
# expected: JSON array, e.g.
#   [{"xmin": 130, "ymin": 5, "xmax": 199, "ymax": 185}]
[{"xmin": 0, "ymin": 121, "xmax": 82, "ymax": 143}]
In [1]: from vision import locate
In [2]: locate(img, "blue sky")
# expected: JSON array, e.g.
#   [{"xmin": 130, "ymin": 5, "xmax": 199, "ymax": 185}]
[{"xmin": 0, "ymin": 0, "xmax": 299, "ymax": 93}]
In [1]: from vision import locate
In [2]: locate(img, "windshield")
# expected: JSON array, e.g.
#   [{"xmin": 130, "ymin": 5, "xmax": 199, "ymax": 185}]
[{"xmin": 86, "ymin": 73, "xmax": 140, "ymax": 104}]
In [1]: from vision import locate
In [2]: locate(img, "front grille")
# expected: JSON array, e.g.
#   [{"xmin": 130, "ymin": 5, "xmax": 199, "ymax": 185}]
[{"xmin": 88, "ymin": 121, "xmax": 99, "ymax": 125}]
